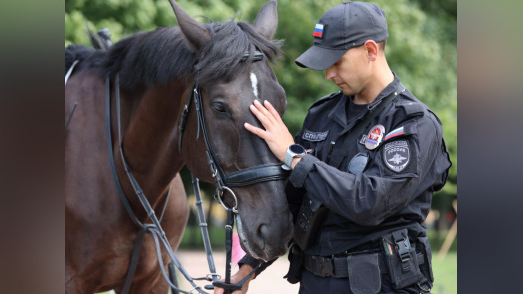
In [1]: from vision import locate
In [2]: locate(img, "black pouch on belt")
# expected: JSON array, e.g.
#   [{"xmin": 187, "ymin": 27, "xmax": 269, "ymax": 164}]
[
  {"xmin": 381, "ymin": 228, "xmax": 423, "ymax": 290},
  {"xmin": 284, "ymin": 244, "xmax": 304, "ymax": 284},
  {"xmin": 416, "ymin": 236, "xmax": 434, "ymax": 293},
  {"xmin": 292, "ymin": 195, "xmax": 328, "ymax": 250},
  {"xmin": 347, "ymin": 253, "xmax": 382, "ymax": 294}
]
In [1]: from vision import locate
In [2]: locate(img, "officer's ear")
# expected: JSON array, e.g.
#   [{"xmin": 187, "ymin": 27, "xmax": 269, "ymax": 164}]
[{"xmin": 363, "ymin": 40, "xmax": 378, "ymax": 61}]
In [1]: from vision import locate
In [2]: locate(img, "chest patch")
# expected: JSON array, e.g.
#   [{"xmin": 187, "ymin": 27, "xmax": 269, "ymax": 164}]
[
  {"xmin": 383, "ymin": 140, "xmax": 410, "ymax": 172},
  {"xmin": 302, "ymin": 130, "xmax": 329, "ymax": 142},
  {"xmin": 365, "ymin": 125, "xmax": 385, "ymax": 150}
]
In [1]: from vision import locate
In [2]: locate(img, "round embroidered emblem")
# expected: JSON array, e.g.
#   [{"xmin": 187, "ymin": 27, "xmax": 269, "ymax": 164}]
[{"xmin": 383, "ymin": 140, "xmax": 410, "ymax": 172}]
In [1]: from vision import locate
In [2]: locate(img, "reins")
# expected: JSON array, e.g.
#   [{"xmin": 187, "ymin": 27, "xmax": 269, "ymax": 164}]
[
  {"xmin": 106, "ymin": 74, "xmax": 209, "ymax": 294},
  {"xmin": 105, "ymin": 49, "xmax": 288, "ymax": 294}
]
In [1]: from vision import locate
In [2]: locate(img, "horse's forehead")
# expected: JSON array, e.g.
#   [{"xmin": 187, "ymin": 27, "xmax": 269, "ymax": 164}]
[{"xmin": 212, "ymin": 64, "xmax": 274, "ymax": 91}]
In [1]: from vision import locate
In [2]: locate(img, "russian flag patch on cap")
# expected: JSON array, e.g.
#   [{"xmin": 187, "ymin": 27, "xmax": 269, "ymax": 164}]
[{"xmin": 313, "ymin": 24, "xmax": 324, "ymax": 38}]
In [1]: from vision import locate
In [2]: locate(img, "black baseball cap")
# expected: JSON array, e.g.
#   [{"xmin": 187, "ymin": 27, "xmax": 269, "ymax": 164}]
[{"xmin": 295, "ymin": 1, "xmax": 389, "ymax": 71}]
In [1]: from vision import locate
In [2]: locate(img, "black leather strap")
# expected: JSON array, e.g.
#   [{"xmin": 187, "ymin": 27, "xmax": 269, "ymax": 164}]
[
  {"xmin": 121, "ymin": 228, "xmax": 146, "ymax": 294},
  {"xmin": 224, "ymin": 163, "xmax": 289, "ymax": 187},
  {"xmin": 65, "ymin": 103, "xmax": 77, "ymax": 129},
  {"xmin": 105, "ymin": 74, "xmax": 143, "ymax": 228},
  {"xmin": 303, "ymin": 251, "xmax": 425, "ymax": 278}
]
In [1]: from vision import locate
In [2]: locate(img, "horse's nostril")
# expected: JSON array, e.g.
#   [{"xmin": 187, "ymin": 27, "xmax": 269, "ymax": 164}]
[{"xmin": 257, "ymin": 223, "xmax": 269, "ymax": 245}]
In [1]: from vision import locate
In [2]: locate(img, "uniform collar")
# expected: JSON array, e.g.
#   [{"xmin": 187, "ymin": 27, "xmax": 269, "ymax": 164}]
[{"xmin": 328, "ymin": 73, "xmax": 400, "ymax": 128}]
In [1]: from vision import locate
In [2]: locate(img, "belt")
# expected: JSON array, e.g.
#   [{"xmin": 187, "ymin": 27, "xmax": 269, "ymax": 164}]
[{"xmin": 303, "ymin": 251, "xmax": 425, "ymax": 278}]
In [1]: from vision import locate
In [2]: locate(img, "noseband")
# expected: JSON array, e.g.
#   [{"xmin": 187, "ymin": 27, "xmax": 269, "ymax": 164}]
[{"xmin": 178, "ymin": 51, "xmax": 288, "ymax": 213}]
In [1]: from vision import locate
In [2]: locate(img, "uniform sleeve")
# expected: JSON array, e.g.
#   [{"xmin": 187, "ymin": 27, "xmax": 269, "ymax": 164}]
[
  {"xmin": 288, "ymin": 114, "xmax": 450, "ymax": 226},
  {"xmin": 237, "ymin": 254, "xmax": 277, "ymax": 278}
]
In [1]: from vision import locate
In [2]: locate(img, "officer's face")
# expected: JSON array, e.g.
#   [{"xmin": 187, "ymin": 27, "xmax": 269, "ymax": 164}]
[{"xmin": 325, "ymin": 45, "xmax": 371, "ymax": 96}]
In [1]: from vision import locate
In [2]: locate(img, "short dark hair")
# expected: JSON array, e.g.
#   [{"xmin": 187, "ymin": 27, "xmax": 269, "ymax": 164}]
[{"xmin": 378, "ymin": 40, "xmax": 386, "ymax": 52}]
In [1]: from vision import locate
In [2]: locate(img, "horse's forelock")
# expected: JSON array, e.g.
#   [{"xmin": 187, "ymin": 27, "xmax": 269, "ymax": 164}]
[
  {"xmin": 93, "ymin": 17, "xmax": 281, "ymax": 89},
  {"xmin": 197, "ymin": 20, "xmax": 282, "ymax": 84}
]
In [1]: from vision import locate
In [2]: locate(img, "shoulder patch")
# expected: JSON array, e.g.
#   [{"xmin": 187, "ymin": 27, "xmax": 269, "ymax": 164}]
[
  {"xmin": 383, "ymin": 140, "xmax": 410, "ymax": 172},
  {"xmin": 397, "ymin": 101, "xmax": 425, "ymax": 117},
  {"xmin": 309, "ymin": 91, "xmax": 342, "ymax": 109}
]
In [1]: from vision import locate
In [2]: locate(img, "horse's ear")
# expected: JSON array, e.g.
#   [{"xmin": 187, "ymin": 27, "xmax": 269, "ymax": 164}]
[
  {"xmin": 253, "ymin": 0, "xmax": 278, "ymax": 40},
  {"xmin": 168, "ymin": 0, "xmax": 210, "ymax": 50}
]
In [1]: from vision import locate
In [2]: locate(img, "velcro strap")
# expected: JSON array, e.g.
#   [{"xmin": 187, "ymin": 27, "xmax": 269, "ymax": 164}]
[
  {"xmin": 303, "ymin": 252, "xmax": 424, "ymax": 278},
  {"xmin": 223, "ymin": 163, "xmax": 289, "ymax": 187}
]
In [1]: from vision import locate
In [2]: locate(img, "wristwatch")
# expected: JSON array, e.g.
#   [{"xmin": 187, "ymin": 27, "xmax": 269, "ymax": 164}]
[{"xmin": 284, "ymin": 144, "xmax": 307, "ymax": 168}]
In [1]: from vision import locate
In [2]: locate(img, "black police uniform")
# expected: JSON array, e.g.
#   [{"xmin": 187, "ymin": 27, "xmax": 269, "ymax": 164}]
[{"xmin": 239, "ymin": 75, "xmax": 451, "ymax": 294}]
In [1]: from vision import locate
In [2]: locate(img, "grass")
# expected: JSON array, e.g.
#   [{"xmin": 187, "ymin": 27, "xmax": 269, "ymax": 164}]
[{"xmin": 431, "ymin": 251, "xmax": 457, "ymax": 294}]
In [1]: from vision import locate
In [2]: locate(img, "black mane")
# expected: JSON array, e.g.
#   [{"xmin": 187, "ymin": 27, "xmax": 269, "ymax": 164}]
[{"xmin": 66, "ymin": 19, "xmax": 282, "ymax": 90}]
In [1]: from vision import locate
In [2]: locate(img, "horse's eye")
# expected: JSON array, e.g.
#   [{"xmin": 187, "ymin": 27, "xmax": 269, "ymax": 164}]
[{"xmin": 212, "ymin": 102, "xmax": 226, "ymax": 113}]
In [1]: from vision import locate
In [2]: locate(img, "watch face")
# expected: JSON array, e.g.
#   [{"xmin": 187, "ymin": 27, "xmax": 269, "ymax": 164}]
[{"xmin": 290, "ymin": 144, "xmax": 306, "ymax": 154}]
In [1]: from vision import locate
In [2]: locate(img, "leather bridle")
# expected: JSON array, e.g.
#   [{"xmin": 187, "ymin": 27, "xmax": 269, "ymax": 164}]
[
  {"xmin": 178, "ymin": 50, "xmax": 289, "ymax": 213},
  {"xmin": 104, "ymin": 50, "xmax": 289, "ymax": 294}
]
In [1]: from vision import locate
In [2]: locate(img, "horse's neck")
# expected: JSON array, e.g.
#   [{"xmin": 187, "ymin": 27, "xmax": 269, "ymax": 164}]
[{"xmin": 118, "ymin": 82, "xmax": 186, "ymax": 195}]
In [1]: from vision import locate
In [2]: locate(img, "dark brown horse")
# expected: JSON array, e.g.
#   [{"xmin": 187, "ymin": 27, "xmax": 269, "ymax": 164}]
[{"xmin": 65, "ymin": 1, "xmax": 293, "ymax": 293}]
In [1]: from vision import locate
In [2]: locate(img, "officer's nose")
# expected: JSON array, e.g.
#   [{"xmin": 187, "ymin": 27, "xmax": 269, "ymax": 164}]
[{"xmin": 325, "ymin": 66, "xmax": 335, "ymax": 80}]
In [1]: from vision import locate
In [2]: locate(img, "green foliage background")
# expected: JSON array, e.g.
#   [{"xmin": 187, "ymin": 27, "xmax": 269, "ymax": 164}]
[{"xmin": 65, "ymin": 0, "xmax": 457, "ymax": 208}]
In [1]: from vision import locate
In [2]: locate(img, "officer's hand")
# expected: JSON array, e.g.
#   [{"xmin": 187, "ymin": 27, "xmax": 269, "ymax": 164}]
[
  {"xmin": 213, "ymin": 264, "xmax": 255, "ymax": 294},
  {"xmin": 244, "ymin": 99, "xmax": 295, "ymax": 162}
]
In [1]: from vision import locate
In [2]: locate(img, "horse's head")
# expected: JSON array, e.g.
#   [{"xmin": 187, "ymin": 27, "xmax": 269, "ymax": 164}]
[{"xmin": 171, "ymin": 0, "xmax": 293, "ymax": 261}]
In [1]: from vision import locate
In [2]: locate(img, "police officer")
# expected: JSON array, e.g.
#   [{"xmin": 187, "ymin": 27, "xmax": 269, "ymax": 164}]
[{"xmin": 214, "ymin": 1, "xmax": 451, "ymax": 293}]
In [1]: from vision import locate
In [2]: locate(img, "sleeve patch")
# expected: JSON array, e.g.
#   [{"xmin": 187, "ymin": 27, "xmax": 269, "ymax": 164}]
[
  {"xmin": 383, "ymin": 126, "xmax": 404, "ymax": 141},
  {"xmin": 383, "ymin": 140, "xmax": 410, "ymax": 172}
]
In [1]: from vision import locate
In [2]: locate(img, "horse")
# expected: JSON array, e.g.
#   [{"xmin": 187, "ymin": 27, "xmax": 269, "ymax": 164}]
[{"xmin": 65, "ymin": 1, "xmax": 293, "ymax": 293}]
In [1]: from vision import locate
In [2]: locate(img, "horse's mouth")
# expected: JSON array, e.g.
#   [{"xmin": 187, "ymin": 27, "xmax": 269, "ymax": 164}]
[
  {"xmin": 236, "ymin": 214, "xmax": 287, "ymax": 262},
  {"xmin": 236, "ymin": 215, "xmax": 262, "ymax": 260}
]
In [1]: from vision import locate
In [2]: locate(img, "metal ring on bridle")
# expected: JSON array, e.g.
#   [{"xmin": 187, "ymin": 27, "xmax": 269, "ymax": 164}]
[
  {"xmin": 216, "ymin": 186, "xmax": 239, "ymax": 213},
  {"xmin": 206, "ymin": 273, "xmax": 221, "ymax": 281}
]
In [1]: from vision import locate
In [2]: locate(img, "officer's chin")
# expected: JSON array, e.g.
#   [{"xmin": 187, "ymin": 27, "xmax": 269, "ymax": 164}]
[{"xmin": 341, "ymin": 88, "xmax": 353, "ymax": 96}]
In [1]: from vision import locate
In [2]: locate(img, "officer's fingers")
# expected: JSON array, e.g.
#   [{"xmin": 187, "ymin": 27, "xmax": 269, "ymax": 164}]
[
  {"xmin": 263, "ymin": 100, "xmax": 283, "ymax": 124},
  {"xmin": 244, "ymin": 122, "xmax": 267, "ymax": 139},
  {"xmin": 253, "ymin": 100, "xmax": 276, "ymax": 124},
  {"xmin": 249, "ymin": 104, "xmax": 273, "ymax": 127}
]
